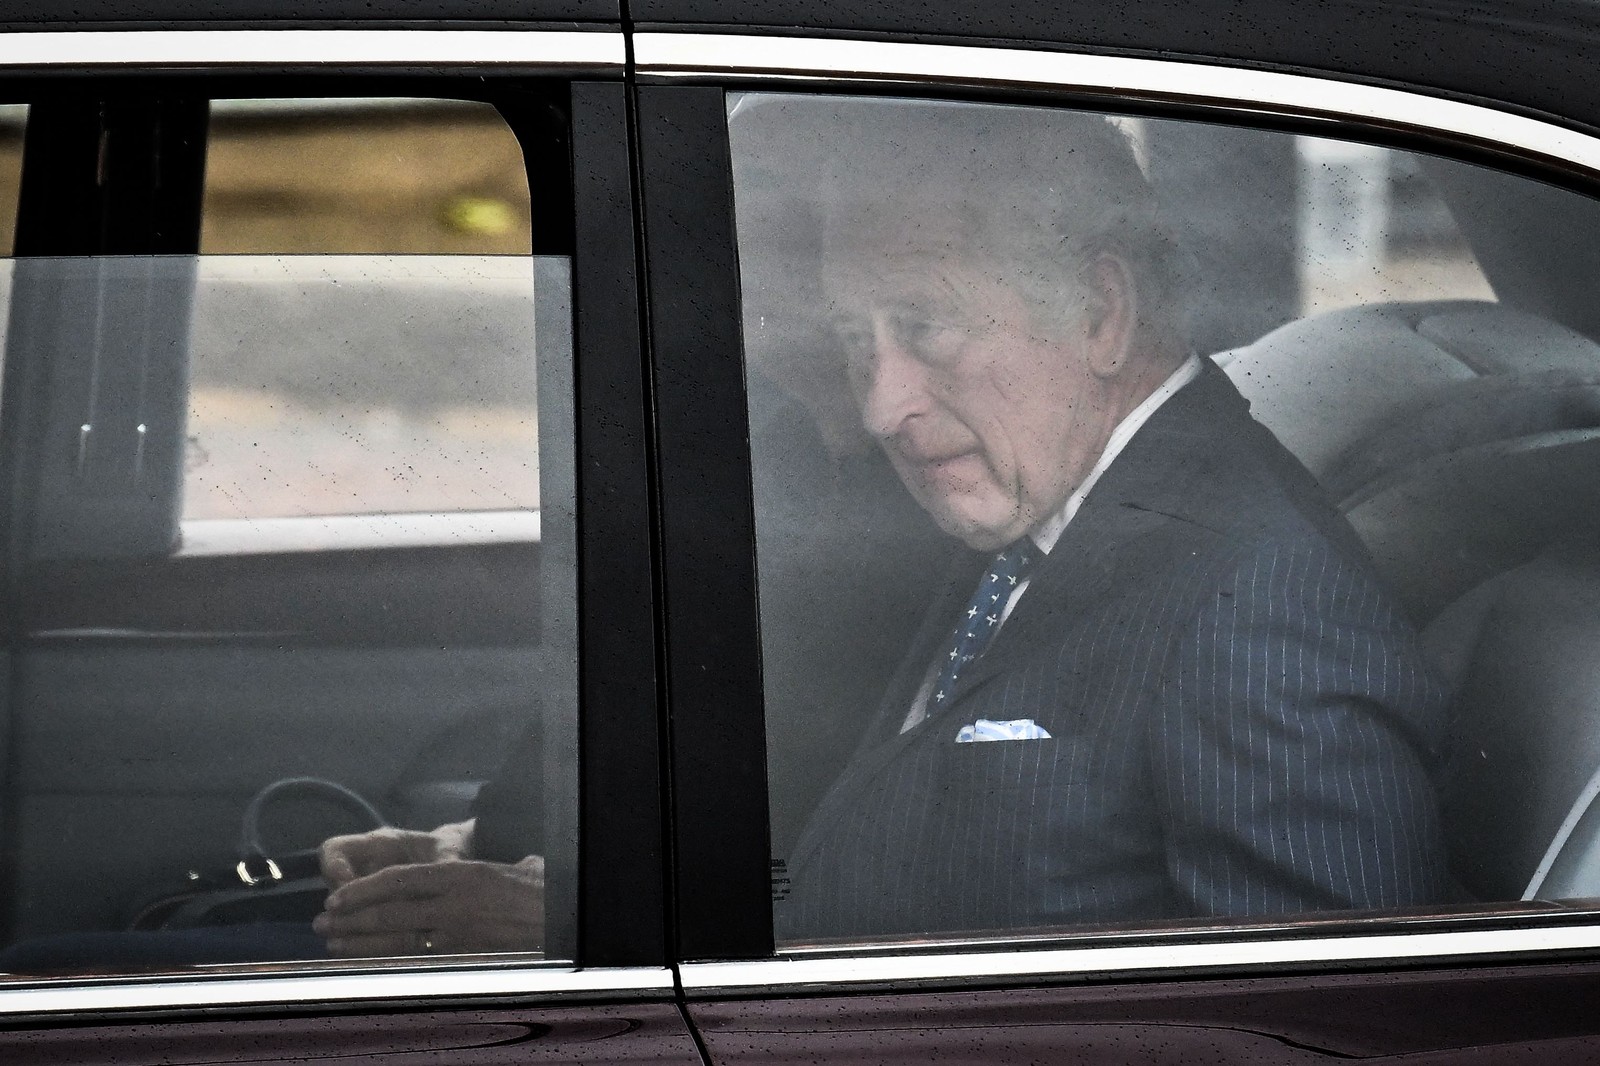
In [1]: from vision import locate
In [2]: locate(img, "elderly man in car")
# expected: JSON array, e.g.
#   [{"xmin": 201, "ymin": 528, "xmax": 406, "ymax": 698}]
[
  {"xmin": 767, "ymin": 100, "xmax": 1448, "ymax": 939},
  {"xmin": 316, "ymin": 99, "xmax": 1448, "ymax": 952}
]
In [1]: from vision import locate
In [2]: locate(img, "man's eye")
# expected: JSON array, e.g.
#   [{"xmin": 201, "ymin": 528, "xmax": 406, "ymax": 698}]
[{"xmin": 892, "ymin": 315, "xmax": 964, "ymax": 365}]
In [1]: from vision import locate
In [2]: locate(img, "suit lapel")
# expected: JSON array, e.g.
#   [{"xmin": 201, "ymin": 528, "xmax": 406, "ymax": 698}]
[{"xmin": 920, "ymin": 498, "xmax": 1165, "ymax": 728}]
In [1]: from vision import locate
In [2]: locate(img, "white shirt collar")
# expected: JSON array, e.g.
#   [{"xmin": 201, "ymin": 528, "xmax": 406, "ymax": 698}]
[{"xmin": 1030, "ymin": 353, "xmax": 1203, "ymax": 555}]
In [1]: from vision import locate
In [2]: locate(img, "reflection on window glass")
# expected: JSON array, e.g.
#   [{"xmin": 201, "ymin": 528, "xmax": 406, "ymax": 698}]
[
  {"xmin": 0, "ymin": 104, "xmax": 27, "ymax": 400},
  {"xmin": 1296, "ymin": 135, "xmax": 1492, "ymax": 313},
  {"xmin": 0, "ymin": 104, "xmax": 24, "ymax": 255},
  {"xmin": 202, "ymin": 99, "xmax": 532, "ymax": 255},
  {"xmin": 189, "ymin": 99, "xmax": 537, "ymax": 522},
  {"xmin": 0, "ymin": 252, "xmax": 575, "ymax": 976},
  {"xmin": 0, "ymin": 95, "xmax": 575, "ymax": 980},
  {"xmin": 185, "ymin": 255, "xmax": 538, "ymax": 521},
  {"xmin": 730, "ymin": 91, "xmax": 1600, "ymax": 948}
]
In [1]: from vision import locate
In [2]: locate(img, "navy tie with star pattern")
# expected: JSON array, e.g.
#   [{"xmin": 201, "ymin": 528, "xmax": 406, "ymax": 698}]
[{"xmin": 927, "ymin": 538, "xmax": 1037, "ymax": 711}]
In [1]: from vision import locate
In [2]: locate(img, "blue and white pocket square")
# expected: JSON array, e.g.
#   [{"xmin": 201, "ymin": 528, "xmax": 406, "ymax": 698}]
[{"xmin": 954, "ymin": 718, "xmax": 1053, "ymax": 743}]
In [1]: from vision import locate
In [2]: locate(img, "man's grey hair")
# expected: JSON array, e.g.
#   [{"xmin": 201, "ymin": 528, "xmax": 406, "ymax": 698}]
[{"xmin": 730, "ymin": 94, "xmax": 1191, "ymax": 344}]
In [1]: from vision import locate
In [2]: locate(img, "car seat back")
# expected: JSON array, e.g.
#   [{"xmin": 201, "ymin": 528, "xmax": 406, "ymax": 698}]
[
  {"xmin": 1224, "ymin": 301, "xmax": 1600, "ymax": 902},
  {"xmin": 1425, "ymin": 553, "xmax": 1600, "ymax": 901},
  {"xmin": 1222, "ymin": 300, "xmax": 1600, "ymax": 621}
]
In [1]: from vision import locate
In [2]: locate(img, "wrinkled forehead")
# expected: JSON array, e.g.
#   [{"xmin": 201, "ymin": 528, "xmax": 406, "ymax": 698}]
[
  {"xmin": 817, "ymin": 204, "xmax": 1003, "ymax": 321},
  {"xmin": 813, "ymin": 154, "xmax": 1048, "ymax": 306}
]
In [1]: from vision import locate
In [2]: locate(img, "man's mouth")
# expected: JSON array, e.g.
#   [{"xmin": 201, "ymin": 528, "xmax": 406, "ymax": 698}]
[{"xmin": 906, "ymin": 449, "xmax": 986, "ymax": 489}]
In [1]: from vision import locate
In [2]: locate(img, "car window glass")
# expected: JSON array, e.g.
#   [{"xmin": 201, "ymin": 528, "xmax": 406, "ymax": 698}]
[
  {"xmin": 189, "ymin": 100, "xmax": 537, "ymax": 521},
  {"xmin": 728, "ymin": 90, "xmax": 1600, "ymax": 948},
  {"xmin": 0, "ymin": 94, "xmax": 575, "ymax": 978},
  {"xmin": 0, "ymin": 104, "xmax": 21, "ymax": 247},
  {"xmin": 0, "ymin": 104, "xmax": 28, "ymax": 406},
  {"xmin": 1296, "ymin": 135, "xmax": 1492, "ymax": 313}
]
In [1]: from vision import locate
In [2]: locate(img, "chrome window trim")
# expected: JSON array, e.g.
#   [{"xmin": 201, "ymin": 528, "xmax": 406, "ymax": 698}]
[
  {"xmin": 681, "ymin": 924, "xmax": 1600, "ymax": 993},
  {"xmin": 178, "ymin": 510, "xmax": 541, "ymax": 556},
  {"xmin": 0, "ymin": 29, "xmax": 624, "ymax": 69},
  {"xmin": 0, "ymin": 965, "xmax": 672, "ymax": 1017},
  {"xmin": 635, "ymin": 33, "xmax": 1600, "ymax": 178}
]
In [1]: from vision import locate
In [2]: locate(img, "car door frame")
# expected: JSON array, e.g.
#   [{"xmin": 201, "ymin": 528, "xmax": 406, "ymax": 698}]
[
  {"xmin": 632, "ymin": 27, "xmax": 1600, "ymax": 1003},
  {"xmin": 0, "ymin": 25, "xmax": 674, "ymax": 1018}
]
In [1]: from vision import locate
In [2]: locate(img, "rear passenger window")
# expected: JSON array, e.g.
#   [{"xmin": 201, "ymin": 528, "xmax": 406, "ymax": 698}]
[
  {"xmin": 0, "ymin": 91, "xmax": 575, "ymax": 976},
  {"xmin": 728, "ymin": 91, "xmax": 1600, "ymax": 948}
]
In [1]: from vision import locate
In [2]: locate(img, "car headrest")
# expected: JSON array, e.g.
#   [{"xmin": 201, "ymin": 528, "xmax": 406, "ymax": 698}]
[{"xmin": 1220, "ymin": 300, "xmax": 1600, "ymax": 493}]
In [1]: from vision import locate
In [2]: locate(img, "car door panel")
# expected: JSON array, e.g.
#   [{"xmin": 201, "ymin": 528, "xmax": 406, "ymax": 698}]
[
  {"xmin": 7, "ymin": 640, "xmax": 539, "ymax": 937},
  {"xmin": 0, "ymin": 1004, "xmax": 704, "ymax": 1065},
  {"xmin": 688, "ymin": 965, "xmax": 1600, "ymax": 1062}
]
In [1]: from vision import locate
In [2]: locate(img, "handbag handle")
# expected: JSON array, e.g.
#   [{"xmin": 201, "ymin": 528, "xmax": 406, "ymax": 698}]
[{"xmin": 235, "ymin": 776, "xmax": 389, "ymax": 885}]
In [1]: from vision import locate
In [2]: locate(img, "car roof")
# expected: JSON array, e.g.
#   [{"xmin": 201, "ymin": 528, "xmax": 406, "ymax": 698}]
[
  {"xmin": 0, "ymin": 0, "xmax": 1593, "ymax": 135},
  {"xmin": 632, "ymin": 0, "xmax": 1600, "ymax": 134},
  {"xmin": 0, "ymin": 0, "xmax": 1594, "ymax": 141},
  {"xmin": 0, "ymin": 0, "xmax": 617, "ymax": 26}
]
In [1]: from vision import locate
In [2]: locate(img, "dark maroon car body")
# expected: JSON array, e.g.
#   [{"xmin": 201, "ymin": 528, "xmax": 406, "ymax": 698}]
[{"xmin": 1, "ymin": 0, "xmax": 1600, "ymax": 1062}]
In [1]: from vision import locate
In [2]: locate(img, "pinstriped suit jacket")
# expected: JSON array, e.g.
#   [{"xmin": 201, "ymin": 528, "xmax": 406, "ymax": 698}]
[{"xmin": 777, "ymin": 360, "xmax": 1448, "ymax": 941}]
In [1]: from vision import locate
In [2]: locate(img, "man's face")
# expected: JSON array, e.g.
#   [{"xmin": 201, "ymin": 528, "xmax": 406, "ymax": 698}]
[{"xmin": 824, "ymin": 210, "xmax": 1124, "ymax": 551}]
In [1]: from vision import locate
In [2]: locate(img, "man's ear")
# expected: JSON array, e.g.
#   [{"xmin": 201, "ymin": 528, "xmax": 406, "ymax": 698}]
[{"xmin": 1079, "ymin": 251, "xmax": 1137, "ymax": 379}]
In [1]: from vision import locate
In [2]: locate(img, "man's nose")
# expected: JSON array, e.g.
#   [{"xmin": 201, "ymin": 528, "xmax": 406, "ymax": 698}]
[{"xmin": 858, "ymin": 329, "xmax": 931, "ymax": 439}]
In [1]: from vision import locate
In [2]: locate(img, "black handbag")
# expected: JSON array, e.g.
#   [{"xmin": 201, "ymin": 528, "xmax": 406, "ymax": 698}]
[{"xmin": 126, "ymin": 777, "xmax": 387, "ymax": 931}]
